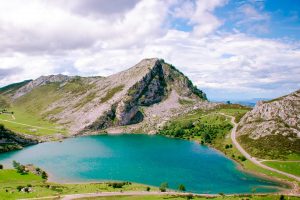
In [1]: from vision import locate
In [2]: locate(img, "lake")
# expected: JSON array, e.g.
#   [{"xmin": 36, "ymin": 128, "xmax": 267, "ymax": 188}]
[{"xmin": 0, "ymin": 134, "xmax": 286, "ymax": 194}]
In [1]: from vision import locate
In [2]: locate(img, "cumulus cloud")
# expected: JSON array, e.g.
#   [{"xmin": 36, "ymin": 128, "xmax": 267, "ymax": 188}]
[{"xmin": 0, "ymin": 0, "xmax": 299, "ymax": 100}]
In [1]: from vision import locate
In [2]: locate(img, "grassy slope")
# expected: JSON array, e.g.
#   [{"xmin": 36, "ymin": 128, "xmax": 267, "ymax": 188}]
[
  {"xmin": 159, "ymin": 104, "xmax": 300, "ymax": 185},
  {"xmin": 0, "ymin": 169, "xmax": 296, "ymax": 200},
  {"xmin": 0, "ymin": 78, "xmax": 94, "ymax": 137},
  {"xmin": 0, "ymin": 169, "xmax": 157, "ymax": 200},
  {"xmin": 262, "ymin": 161, "xmax": 300, "ymax": 177}
]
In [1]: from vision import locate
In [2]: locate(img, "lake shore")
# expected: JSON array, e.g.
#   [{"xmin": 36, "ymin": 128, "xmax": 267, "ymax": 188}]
[{"xmin": 1, "ymin": 133, "xmax": 298, "ymax": 196}]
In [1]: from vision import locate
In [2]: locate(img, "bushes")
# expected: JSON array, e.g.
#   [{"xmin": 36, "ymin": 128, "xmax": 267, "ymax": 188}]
[
  {"xmin": 159, "ymin": 182, "xmax": 168, "ymax": 192},
  {"xmin": 12, "ymin": 160, "xmax": 28, "ymax": 175},
  {"xmin": 238, "ymin": 155, "xmax": 247, "ymax": 162},
  {"xmin": 178, "ymin": 184, "xmax": 186, "ymax": 191},
  {"xmin": 159, "ymin": 115, "xmax": 233, "ymax": 145},
  {"xmin": 108, "ymin": 181, "xmax": 131, "ymax": 188},
  {"xmin": 41, "ymin": 171, "xmax": 48, "ymax": 179}
]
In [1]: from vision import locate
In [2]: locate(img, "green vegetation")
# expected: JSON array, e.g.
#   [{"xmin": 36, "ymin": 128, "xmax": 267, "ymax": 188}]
[
  {"xmin": 238, "ymin": 134, "xmax": 300, "ymax": 160},
  {"xmin": 215, "ymin": 104, "xmax": 251, "ymax": 123},
  {"xmin": 101, "ymin": 85, "xmax": 125, "ymax": 103},
  {"xmin": 178, "ymin": 184, "xmax": 186, "ymax": 192},
  {"xmin": 62, "ymin": 76, "xmax": 91, "ymax": 94},
  {"xmin": 12, "ymin": 161, "xmax": 28, "ymax": 175},
  {"xmin": 0, "ymin": 80, "xmax": 31, "ymax": 95},
  {"xmin": 0, "ymin": 107, "xmax": 66, "ymax": 136},
  {"xmin": 75, "ymin": 92, "xmax": 97, "ymax": 108},
  {"xmin": 0, "ymin": 96, "xmax": 10, "ymax": 109},
  {"xmin": 0, "ymin": 168, "xmax": 157, "ymax": 200},
  {"xmin": 159, "ymin": 111, "xmax": 233, "ymax": 145},
  {"xmin": 107, "ymin": 182, "xmax": 132, "ymax": 189},
  {"xmin": 178, "ymin": 98, "xmax": 194, "ymax": 105},
  {"xmin": 263, "ymin": 161, "xmax": 300, "ymax": 177},
  {"xmin": 77, "ymin": 195, "xmax": 300, "ymax": 200},
  {"xmin": 159, "ymin": 182, "xmax": 168, "ymax": 192}
]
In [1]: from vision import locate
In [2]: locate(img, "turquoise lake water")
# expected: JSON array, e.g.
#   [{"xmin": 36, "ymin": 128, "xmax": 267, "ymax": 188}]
[{"xmin": 0, "ymin": 134, "xmax": 286, "ymax": 194}]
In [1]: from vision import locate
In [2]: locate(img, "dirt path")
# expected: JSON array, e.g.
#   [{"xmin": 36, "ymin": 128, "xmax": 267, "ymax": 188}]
[
  {"xmin": 19, "ymin": 191, "xmax": 205, "ymax": 200},
  {"xmin": 219, "ymin": 113, "xmax": 300, "ymax": 183}
]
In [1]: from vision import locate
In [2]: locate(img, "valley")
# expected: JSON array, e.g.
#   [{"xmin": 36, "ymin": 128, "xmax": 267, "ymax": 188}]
[{"xmin": 0, "ymin": 59, "xmax": 299, "ymax": 199}]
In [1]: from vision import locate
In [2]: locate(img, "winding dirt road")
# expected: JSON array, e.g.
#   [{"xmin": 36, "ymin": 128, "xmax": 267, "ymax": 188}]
[{"xmin": 222, "ymin": 113, "xmax": 300, "ymax": 182}]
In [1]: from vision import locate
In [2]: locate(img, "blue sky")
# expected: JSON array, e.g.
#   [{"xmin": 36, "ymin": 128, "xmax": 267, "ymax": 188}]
[{"xmin": 0, "ymin": 0, "xmax": 299, "ymax": 101}]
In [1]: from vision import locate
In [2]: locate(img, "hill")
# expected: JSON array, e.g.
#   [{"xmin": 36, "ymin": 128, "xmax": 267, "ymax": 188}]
[
  {"xmin": 237, "ymin": 90, "xmax": 300, "ymax": 159},
  {"xmin": 0, "ymin": 58, "xmax": 213, "ymax": 140}
]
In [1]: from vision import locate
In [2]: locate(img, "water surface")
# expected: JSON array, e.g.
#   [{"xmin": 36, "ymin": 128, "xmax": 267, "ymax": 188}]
[{"xmin": 0, "ymin": 134, "xmax": 286, "ymax": 194}]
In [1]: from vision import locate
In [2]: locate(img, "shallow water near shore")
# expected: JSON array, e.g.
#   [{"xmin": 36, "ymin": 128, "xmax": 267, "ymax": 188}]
[{"xmin": 0, "ymin": 134, "xmax": 287, "ymax": 194}]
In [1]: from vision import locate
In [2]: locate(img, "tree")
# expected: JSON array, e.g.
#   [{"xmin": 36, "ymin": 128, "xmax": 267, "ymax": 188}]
[
  {"xmin": 41, "ymin": 171, "xmax": 48, "ymax": 180},
  {"xmin": 159, "ymin": 182, "xmax": 168, "ymax": 192},
  {"xmin": 0, "ymin": 164, "xmax": 3, "ymax": 169},
  {"xmin": 178, "ymin": 184, "xmax": 186, "ymax": 191},
  {"xmin": 226, "ymin": 101, "xmax": 231, "ymax": 104},
  {"xmin": 279, "ymin": 195, "xmax": 285, "ymax": 200},
  {"xmin": 146, "ymin": 186, "xmax": 150, "ymax": 191}
]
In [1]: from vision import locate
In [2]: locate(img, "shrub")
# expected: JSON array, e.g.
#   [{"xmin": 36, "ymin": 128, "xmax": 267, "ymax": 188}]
[
  {"xmin": 146, "ymin": 186, "xmax": 151, "ymax": 191},
  {"xmin": 178, "ymin": 184, "xmax": 186, "ymax": 191},
  {"xmin": 159, "ymin": 182, "xmax": 168, "ymax": 192},
  {"xmin": 41, "ymin": 171, "xmax": 48, "ymax": 180},
  {"xmin": 17, "ymin": 186, "xmax": 23, "ymax": 191},
  {"xmin": 280, "ymin": 195, "xmax": 285, "ymax": 200},
  {"xmin": 108, "ymin": 182, "xmax": 131, "ymax": 189},
  {"xmin": 0, "ymin": 164, "xmax": 3, "ymax": 169},
  {"xmin": 238, "ymin": 156, "xmax": 247, "ymax": 161}
]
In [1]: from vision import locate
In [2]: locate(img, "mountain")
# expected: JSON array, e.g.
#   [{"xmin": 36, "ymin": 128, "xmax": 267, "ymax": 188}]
[
  {"xmin": 237, "ymin": 90, "xmax": 300, "ymax": 159},
  {"xmin": 0, "ymin": 58, "xmax": 212, "ymax": 140}
]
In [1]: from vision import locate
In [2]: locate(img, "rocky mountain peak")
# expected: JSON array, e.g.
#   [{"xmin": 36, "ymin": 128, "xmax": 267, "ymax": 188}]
[{"xmin": 2, "ymin": 58, "xmax": 209, "ymax": 136}]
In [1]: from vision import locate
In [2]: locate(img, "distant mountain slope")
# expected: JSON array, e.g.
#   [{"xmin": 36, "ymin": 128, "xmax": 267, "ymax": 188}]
[
  {"xmin": 237, "ymin": 90, "xmax": 300, "ymax": 159},
  {"xmin": 0, "ymin": 58, "xmax": 212, "ymax": 138}
]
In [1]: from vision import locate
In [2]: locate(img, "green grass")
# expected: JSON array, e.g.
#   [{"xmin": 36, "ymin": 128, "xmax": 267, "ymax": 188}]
[
  {"xmin": 0, "ymin": 169, "xmax": 158, "ymax": 200},
  {"xmin": 263, "ymin": 161, "xmax": 300, "ymax": 177},
  {"xmin": 0, "ymin": 108, "xmax": 66, "ymax": 136},
  {"xmin": 78, "ymin": 195, "xmax": 300, "ymax": 200},
  {"xmin": 216, "ymin": 104, "xmax": 251, "ymax": 123},
  {"xmin": 75, "ymin": 92, "xmax": 97, "ymax": 109},
  {"xmin": 101, "ymin": 85, "xmax": 124, "ymax": 103},
  {"xmin": 0, "ymin": 169, "xmax": 296, "ymax": 200},
  {"xmin": 0, "ymin": 80, "xmax": 31, "ymax": 95},
  {"xmin": 238, "ymin": 134, "xmax": 300, "ymax": 160},
  {"xmin": 178, "ymin": 98, "xmax": 194, "ymax": 105}
]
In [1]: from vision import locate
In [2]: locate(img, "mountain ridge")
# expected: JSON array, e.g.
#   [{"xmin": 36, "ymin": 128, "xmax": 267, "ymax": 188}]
[{"xmin": 0, "ymin": 58, "xmax": 211, "ymax": 139}]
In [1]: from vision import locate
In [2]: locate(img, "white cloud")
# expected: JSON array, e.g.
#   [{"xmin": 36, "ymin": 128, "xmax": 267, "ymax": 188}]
[{"xmin": 0, "ymin": 0, "xmax": 299, "ymax": 100}]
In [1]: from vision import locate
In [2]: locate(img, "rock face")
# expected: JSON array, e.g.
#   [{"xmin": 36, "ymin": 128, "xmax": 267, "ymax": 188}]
[
  {"xmin": 0, "ymin": 125, "xmax": 38, "ymax": 153},
  {"xmin": 1, "ymin": 58, "xmax": 210, "ymax": 136},
  {"xmin": 237, "ymin": 90, "xmax": 300, "ymax": 159}
]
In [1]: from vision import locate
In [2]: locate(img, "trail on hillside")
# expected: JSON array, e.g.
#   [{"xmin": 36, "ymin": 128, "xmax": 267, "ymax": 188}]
[{"xmin": 219, "ymin": 113, "xmax": 300, "ymax": 183}]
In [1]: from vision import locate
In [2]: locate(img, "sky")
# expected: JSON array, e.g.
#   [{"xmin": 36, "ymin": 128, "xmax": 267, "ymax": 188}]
[{"xmin": 0, "ymin": 0, "xmax": 299, "ymax": 101}]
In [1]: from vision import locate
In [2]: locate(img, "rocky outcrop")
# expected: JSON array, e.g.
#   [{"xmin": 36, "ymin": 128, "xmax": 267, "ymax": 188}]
[
  {"xmin": 1, "ymin": 58, "xmax": 210, "ymax": 137},
  {"xmin": 237, "ymin": 90, "xmax": 300, "ymax": 159},
  {"xmin": 115, "ymin": 60, "xmax": 167, "ymax": 125},
  {"xmin": 0, "ymin": 124, "xmax": 38, "ymax": 153}
]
